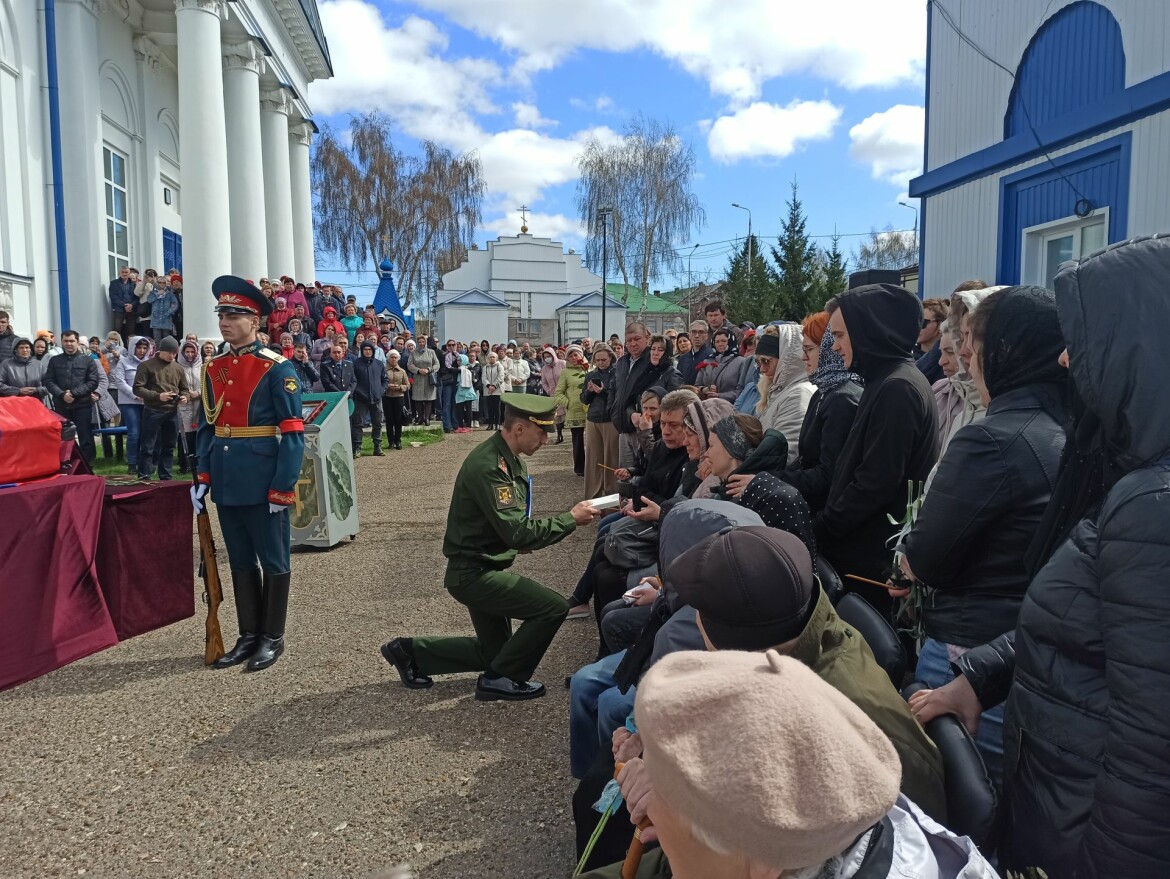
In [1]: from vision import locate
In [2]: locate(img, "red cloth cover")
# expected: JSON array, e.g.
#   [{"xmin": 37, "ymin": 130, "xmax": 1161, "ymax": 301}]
[
  {"xmin": 0, "ymin": 398, "xmax": 63, "ymax": 483},
  {"xmin": 96, "ymin": 482, "xmax": 195, "ymax": 640},
  {"xmin": 0, "ymin": 476, "xmax": 118, "ymax": 691}
]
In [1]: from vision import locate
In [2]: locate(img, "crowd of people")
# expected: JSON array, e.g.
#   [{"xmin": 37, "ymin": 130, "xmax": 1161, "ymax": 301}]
[
  {"xmin": 6, "ymin": 234, "xmax": 1169, "ymax": 877},
  {"xmin": 540, "ymin": 236, "xmax": 1170, "ymax": 878}
]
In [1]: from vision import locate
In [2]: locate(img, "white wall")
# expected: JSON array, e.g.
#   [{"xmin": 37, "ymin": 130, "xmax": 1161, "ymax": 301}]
[
  {"xmin": 436, "ymin": 305, "xmax": 508, "ymax": 347},
  {"xmin": 927, "ymin": 0, "xmax": 1170, "ymax": 170}
]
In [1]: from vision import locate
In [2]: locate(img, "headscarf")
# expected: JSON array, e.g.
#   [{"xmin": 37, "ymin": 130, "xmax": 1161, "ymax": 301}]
[
  {"xmin": 711, "ymin": 415, "xmax": 751, "ymax": 461},
  {"xmin": 685, "ymin": 397, "xmax": 736, "ymax": 457},
  {"xmin": 809, "ymin": 326, "xmax": 861, "ymax": 393},
  {"xmin": 980, "ymin": 285, "xmax": 1068, "ymax": 401}
]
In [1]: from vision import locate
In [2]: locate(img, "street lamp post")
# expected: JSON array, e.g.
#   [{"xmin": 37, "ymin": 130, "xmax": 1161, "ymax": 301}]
[
  {"xmin": 598, "ymin": 206, "xmax": 613, "ymax": 340},
  {"xmin": 898, "ymin": 201, "xmax": 919, "ymax": 252},
  {"xmin": 731, "ymin": 203, "xmax": 752, "ymax": 301},
  {"xmin": 687, "ymin": 242, "xmax": 699, "ymax": 320}
]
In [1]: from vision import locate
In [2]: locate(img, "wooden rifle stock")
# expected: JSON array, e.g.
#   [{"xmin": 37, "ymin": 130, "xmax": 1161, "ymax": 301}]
[
  {"xmin": 180, "ymin": 419, "xmax": 225, "ymax": 665},
  {"xmin": 195, "ymin": 506, "xmax": 226, "ymax": 665}
]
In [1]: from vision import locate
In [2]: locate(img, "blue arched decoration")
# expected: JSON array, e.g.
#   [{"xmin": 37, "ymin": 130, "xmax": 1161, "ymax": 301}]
[
  {"xmin": 1005, "ymin": 1, "xmax": 1125, "ymax": 139},
  {"xmin": 371, "ymin": 257, "xmax": 415, "ymax": 333}
]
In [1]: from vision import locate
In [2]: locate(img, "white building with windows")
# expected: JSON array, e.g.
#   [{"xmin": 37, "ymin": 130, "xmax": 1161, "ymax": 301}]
[
  {"xmin": 0, "ymin": 0, "xmax": 330, "ymax": 341},
  {"xmin": 910, "ymin": 0, "xmax": 1170, "ymax": 293},
  {"xmin": 435, "ymin": 227, "xmax": 622, "ymax": 345}
]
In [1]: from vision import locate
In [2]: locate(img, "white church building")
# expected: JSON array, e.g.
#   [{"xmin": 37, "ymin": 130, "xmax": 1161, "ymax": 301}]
[
  {"xmin": 435, "ymin": 224, "xmax": 625, "ymax": 346},
  {"xmin": 0, "ymin": 0, "xmax": 330, "ymax": 342}
]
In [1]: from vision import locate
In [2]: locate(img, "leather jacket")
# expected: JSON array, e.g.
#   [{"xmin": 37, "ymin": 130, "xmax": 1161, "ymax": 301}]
[{"xmin": 902, "ymin": 384, "xmax": 1066, "ymax": 646}]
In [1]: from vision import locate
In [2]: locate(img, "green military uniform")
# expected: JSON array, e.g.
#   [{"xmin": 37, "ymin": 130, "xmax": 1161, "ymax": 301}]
[{"xmin": 411, "ymin": 395, "xmax": 577, "ymax": 683}]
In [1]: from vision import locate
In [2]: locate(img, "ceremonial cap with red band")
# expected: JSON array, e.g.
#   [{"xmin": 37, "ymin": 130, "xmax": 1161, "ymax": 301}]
[{"xmin": 212, "ymin": 275, "xmax": 273, "ymax": 317}]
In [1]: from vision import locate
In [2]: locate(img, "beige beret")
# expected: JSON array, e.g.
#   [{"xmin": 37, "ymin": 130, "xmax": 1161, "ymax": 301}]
[{"xmin": 636, "ymin": 650, "xmax": 902, "ymax": 870}]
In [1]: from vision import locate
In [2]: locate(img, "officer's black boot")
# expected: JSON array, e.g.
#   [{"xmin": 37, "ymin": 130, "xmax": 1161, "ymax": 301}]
[
  {"xmin": 211, "ymin": 568, "xmax": 262, "ymax": 668},
  {"xmin": 246, "ymin": 571, "xmax": 290, "ymax": 672}
]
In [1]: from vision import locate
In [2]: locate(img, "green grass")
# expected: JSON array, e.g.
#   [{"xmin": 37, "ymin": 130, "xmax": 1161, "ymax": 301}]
[{"xmin": 87, "ymin": 425, "xmax": 446, "ymax": 477}]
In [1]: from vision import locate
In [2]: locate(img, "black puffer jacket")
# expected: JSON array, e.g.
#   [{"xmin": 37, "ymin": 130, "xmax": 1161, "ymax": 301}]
[
  {"xmin": 997, "ymin": 236, "xmax": 1170, "ymax": 877},
  {"xmin": 903, "ymin": 384, "xmax": 1067, "ymax": 647},
  {"xmin": 779, "ymin": 379, "xmax": 863, "ymax": 513},
  {"xmin": 815, "ymin": 285, "xmax": 938, "ymax": 594}
]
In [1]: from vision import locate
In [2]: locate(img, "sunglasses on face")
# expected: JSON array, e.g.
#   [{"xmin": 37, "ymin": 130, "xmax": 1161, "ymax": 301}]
[{"xmin": 921, "ymin": 318, "xmax": 940, "ymax": 329}]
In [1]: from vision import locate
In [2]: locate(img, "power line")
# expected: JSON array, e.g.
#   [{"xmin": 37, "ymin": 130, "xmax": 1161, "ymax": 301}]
[{"xmin": 930, "ymin": 0, "xmax": 1092, "ymax": 208}]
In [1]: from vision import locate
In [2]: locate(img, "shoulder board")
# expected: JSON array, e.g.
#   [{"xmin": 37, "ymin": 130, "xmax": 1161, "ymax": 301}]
[
  {"xmin": 257, "ymin": 347, "xmax": 287, "ymax": 363},
  {"xmin": 210, "ymin": 350, "xmax": 232, "ymax": 363}
]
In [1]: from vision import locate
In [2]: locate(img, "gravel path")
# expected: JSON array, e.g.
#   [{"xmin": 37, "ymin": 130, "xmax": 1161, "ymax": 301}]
[{"xmin": 0, "ymin": 431, "xmax": 598, "ymax": 879}]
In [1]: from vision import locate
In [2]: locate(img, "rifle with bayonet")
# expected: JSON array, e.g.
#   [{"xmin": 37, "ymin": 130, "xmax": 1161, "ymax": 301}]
[{"xmin": 178, "ymin": 421, "xmax": 225, "ymax": 664}]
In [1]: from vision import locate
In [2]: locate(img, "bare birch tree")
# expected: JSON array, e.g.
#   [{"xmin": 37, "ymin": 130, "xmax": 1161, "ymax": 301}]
[
  {"xmin": 575, "ymin": 115, "xmax": 706, "ymax": 302},
  {"xmin": 312, "ymin": 112, "xmax": 484, "ymax": 309}
]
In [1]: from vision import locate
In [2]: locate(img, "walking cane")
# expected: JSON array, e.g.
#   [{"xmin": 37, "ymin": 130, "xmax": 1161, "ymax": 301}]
[{"xmin": 621, "ymin": 818, "xmax": 652, "ymax": 879}]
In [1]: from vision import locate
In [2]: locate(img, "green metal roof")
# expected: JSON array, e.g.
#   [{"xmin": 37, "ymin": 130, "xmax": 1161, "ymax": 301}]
[{"xmin": 606, "ymin": 284, "xmax": 689, "ymax": 314}]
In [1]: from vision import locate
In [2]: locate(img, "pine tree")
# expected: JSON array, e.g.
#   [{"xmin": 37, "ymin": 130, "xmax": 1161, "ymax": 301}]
[
  {"xmin": 771, "ymin": 181, "xmax": 823, "ymax": 321},
  {"xmin": 821, "ymin": 231, "xmax": 849, "ymax": 298},
  {"xmin": 722, "ymin": 234, "xmax": 778, "ymax": 326}
]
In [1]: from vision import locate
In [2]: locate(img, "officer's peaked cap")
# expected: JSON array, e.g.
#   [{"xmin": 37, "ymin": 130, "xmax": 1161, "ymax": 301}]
[{"xmin": 212, "ymin": 275, "xmax": 272, "ymax": 317}]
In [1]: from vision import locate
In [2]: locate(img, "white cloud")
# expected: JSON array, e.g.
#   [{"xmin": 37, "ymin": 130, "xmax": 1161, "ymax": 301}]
[
  {"xmin": 310, "ymin": 2, "xmax": 501, "ymax": 126},
  {"xmin": 568, "ymin": 94, "xmax": 615, "ymax": 113},
  {"xmin": 309, "ymin": 2, "xmax": 616, "ymax": 209},
  {"xmin": 848, "ymin": 104, "xmax": 925, "ymax": 190},
  {"xmin": 707, "ymin": 100, "xmax": 842, "ymax": 163},
  {"xmin": 512, "ymin": 101, "xmax": 557, "ymax": 129},
  {"xmin": 411, "ymin": 0, "xmax": 925, "ymax": 102}
]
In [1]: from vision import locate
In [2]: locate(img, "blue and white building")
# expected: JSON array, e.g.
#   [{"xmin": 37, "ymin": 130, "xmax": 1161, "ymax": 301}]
[{"xmin": 910, "ymin": 0, "xmax": 1170, "ymax": 292}]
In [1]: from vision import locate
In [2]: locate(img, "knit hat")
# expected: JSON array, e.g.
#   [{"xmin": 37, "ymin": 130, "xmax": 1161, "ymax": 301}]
[
  {"xmin": 668, "ymin": 526, "xmax": 815, "ymax": 650},
  {"xmin": 565, "ymin": 344, "xmax": 584, "ymax": 359},
  {"xmin": 170, "ymin": 274, "xmax": 183, "ymax": 284},
  {"xmin": 754, "ymin": 332, "xmax": 780, "ymax": 359},
  {"xmin": 710, "ymin": 414, "xmax": 751, "ymax": 461},
  {"xmin": 636, "ymin": 649, "xmax": 901, "ymax": 870},
  {"xmin": 158, "ymin": 336, "xmax": 179, "ymax": 354}
]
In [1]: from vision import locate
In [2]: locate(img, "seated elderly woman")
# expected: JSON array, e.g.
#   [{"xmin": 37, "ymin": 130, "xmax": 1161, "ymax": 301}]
[
  {"xmin": 898, "ymin": 285, "xmax": 1068, "ymax": 785},
  {"xmin": 590, "ymin": 647, "xmax": 995, "ymax": 879},
  {"xmin": 753, "ymin": 324, "xmax": 815, "ymax": 463}
]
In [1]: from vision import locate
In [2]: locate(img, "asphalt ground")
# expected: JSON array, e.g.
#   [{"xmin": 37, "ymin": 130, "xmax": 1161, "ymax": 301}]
[{"xmin": 0, "ymin": 429, "xmax": 600, "ymax": 879}]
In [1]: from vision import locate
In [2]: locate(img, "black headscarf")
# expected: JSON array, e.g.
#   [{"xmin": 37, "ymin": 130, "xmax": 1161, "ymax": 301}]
[
  {"xmin": 982, "ymin": 286, "xmax": 1067, "ymax": 398},
  {"xmin": 836, "ymin": 284, "xmax": 921, "ymax": 380}
]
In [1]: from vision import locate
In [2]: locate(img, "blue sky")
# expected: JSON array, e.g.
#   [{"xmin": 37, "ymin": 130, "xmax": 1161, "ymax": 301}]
[{"xmin": 308, "ymin": 0, "xmax": 927, "ymax": 300}]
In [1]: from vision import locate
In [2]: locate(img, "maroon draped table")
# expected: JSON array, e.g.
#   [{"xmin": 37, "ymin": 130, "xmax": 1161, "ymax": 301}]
[{"xmin": 0, "ymin": 477, "xmax": 194, "ymax": 691}]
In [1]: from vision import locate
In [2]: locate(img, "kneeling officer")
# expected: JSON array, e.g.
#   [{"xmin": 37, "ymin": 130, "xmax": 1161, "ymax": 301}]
[{"xmin": 382, "ymin": 393, "xmax": 600, "ymax": 700}]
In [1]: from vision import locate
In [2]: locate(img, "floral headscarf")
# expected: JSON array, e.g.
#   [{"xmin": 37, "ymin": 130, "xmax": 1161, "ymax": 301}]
[{"xmin": 810, "ymin": 329, "xmax": 862, "ymax": 393}]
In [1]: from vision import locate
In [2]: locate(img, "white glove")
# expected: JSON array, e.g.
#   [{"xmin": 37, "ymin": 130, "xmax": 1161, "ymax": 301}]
[
  {"xmin": 268, "ymin": 502, "xmax": 286, "ymax": 514},
  {"xmin": 190, "ymin": 484, "xmax": 208, "ymax": 514}
]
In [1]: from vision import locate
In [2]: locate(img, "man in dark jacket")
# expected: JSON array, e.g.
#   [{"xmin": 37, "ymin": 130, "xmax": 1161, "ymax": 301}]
[
  {"xmin": 609, "ymin": 322, "xmax": 655, "ymax": 469},
  {"xmin": 437, "ymin": 339, "xmax": 461, "ymax": 433},
  {"xmin": 290, "ymin": 342, "xmax": 319, "ymax": 392},
  {"xmin": 320, "ymin": 343, "xmax": 357, "ymax": 395},
  {"xmin": 352, "ymin": 340, "xmax": 388, "ymax": 456},
  {"xmin": 816, "ymin": 285, "xmax": 938, "ymax": 614},
  {"xmin": 0, "ymin": 311, "xmax": 17, "ymax": 362},
  {"xmin": 109, "ymin": 266, "xmax": 137, "ymax": 343},
  {"xmin": 133, "ymin": 335, "xmax": 190, "ymax": 480},
  {"xmin": 676, "ymin": 319, "xmax": 714, "ymax": 385},
  {"xmin": 43, "ymin": 330, "xmax": 102, "ymax": 463}
]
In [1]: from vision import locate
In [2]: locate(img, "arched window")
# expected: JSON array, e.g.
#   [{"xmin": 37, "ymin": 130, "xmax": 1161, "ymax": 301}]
[{"xmin": 1005, "ymin": 1, "xmax": 1125, "ymax": 139}]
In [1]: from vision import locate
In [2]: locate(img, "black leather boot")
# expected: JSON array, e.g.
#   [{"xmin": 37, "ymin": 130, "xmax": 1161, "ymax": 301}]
[
  {"xmin": 212, "ymin": 568, "xmax": 262, "ymax": 669},
  {"xmin": 246, "ymin": 571, "xmax": 290, "ymax": 672}
]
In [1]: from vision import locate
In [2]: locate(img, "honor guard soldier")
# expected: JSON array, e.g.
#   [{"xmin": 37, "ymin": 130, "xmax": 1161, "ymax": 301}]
[
  {"xmin": 190, "ymin": 276, "xmax": 305, "ymax": 672},
  {"xmin": 381, "ymin": 393, "xmax": 601, "ymax": 700}
]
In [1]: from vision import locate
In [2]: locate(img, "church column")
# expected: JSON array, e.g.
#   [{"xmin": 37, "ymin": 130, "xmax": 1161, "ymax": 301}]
[
  {"xmin": 222, "ymin": 41, "xmax": 268, "ymax": 282},
  {"xmin": 288, "ymin": 122, "xmax": 315, "ymax": 283},
  {"xmin": 175, "ymin": 0, "xmax": 231, "ymax": 341},
  {"xmin": 53, "ymin": 0, "xmax": 103, "ymax": 332},
  {"xmin": 259, "ymin": 88, "xmax": 295, "ymax": 278}
]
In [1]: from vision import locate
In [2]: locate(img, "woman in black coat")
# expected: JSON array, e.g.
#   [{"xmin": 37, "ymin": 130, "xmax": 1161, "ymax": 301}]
[
  {"xmin": 910, "ymin": 236, "xmax": 1170, "ymax": 877},
  {"xmin": 777, "ymin": 314, "xmax": 863, "ymax": 512},
  {"xmin": 899, "ymin": 285, "xmax": 1068, "ymax": 785}
]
